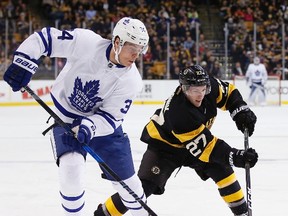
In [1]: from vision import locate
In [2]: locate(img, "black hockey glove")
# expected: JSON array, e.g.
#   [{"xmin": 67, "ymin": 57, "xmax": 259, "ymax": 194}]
[
  {"xmin": 231, "ymin": 105, "xmax": 257, "ymax": 136},
  {"xmin": 229, "ymin": 148, "xmax": 258, "ymax": 168},
  {"xmin": 3, "ymin": 52, "xmax": 38, "ymax": 92}
]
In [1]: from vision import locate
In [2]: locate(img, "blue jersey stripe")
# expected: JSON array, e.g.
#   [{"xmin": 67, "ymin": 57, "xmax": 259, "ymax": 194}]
[
  {"xmin": 51, "ymin": 93, "xmax": 81, "ymax": 119},
  {"xmin": 46, "ymin": 27, "xmax": 52, "ymax": 56},
  {"xmin": 97, "ymin": 108, "xmax": 124, "ymax": 129},
  {"xmin": 51, "ymin": 94, "xmax": 121, "ymax": 130},
  {"xmin": 37, "ymin": 31, "xmax": 48, "ymax": 55}
]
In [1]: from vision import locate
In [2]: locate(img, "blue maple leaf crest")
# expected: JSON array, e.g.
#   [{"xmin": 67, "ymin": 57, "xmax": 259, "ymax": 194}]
[{"xmin": 69, "ymin": 77, "xmax": 103, "ymax": 113}]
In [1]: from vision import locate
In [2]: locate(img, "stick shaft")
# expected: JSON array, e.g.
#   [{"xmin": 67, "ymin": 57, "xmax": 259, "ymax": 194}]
[{"xmin": 244, "ymin": 128, "xmax": 252, "ymax": 216}]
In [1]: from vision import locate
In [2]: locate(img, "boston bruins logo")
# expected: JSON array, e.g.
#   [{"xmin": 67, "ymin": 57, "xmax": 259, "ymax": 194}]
[{"xmin": 151, "ymin": 166, "xmax": 160, "ymax": 175}]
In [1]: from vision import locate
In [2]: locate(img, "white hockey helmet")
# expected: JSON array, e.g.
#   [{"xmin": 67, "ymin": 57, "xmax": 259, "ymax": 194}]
[
  {"xmin": 253, "ymin": 56, "xmax": 260, "ymax": 65},
  {"xmin": 112, "ymin": 17, "xmax": 149, "ymax": 54}
]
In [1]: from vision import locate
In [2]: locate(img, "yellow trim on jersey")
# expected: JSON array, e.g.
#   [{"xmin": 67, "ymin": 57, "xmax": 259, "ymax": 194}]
[
  {"xmin": 223, "ymin": 189, "xmax": 244, "ymax": 203},
  {"xmin": 146, "ymin": 121, "xmax": 185, "ymax": 148},
  {"xmin": 216, "ymin": 81, "xmax": 236, "ymax": 110},
  {"xmin": 172, "ymin": 124, "xmax": 205, "ymax": 142},
  {"xmin": 106, "ymin": 197, "xmax": 123, "ymax": 216},
  {"xmin": 198, "ymin": 136, "xmax": 217, "ymax": 162},
  {"xmin": 225, "ymin": 84, "xmax": 237, "ymax": 109},
  {"xmin": 228, "ymin": 83, "xmax": 236, "ymax": 94},
  {"xmin": 216, "ymin": 173, "xmax": 237, "ymax": 188},
  {"xmin": 216, "ymin": 85, "xmax": 223, "ymax": 104}
]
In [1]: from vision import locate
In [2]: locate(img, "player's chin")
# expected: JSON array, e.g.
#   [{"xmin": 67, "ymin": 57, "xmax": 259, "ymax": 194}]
[
  {"xmin": 127, "ymin": 60, "xmax": 135, "ymax": 66},
  {"xmin": 193, "ymin": 100, "xmax": 202, "ymax": 107},
  {"xmin": 121, "ymin": 61, "xmax": 133, "ymax": 67}
]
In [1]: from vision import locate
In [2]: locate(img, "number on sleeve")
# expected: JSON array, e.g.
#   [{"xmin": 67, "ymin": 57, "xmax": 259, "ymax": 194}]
[
  {"xmin": 120, "ymin": 99, "xmax": 132, "ymax": 114},
  {"xmin": 57, "ymin": 30, "xmax": 73, "ymax": 40}
]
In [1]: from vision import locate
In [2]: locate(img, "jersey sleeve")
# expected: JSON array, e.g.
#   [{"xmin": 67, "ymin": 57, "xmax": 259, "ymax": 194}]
[
  {"xmin": 210, "ymin": 77, "xmax": 247, "ymax": 112},
  {"xmin": 16, "ymin": 27, "xmax": 102, "ymax": 60}
]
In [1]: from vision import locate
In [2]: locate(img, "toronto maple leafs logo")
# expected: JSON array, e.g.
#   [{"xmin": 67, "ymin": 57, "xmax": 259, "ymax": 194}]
[{"xmin": 69, "ymin": 77, "xmax": 103, "ymax": 113}]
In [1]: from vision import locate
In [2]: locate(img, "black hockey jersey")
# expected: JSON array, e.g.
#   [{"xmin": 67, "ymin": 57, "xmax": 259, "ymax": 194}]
[{"xmin": 140, "ymin": 76, "xmax": 247, "ymax": 164}]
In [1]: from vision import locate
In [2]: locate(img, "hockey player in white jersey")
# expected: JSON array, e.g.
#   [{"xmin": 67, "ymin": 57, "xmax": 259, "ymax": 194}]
[
  {"xmin": 245, "ymin": 56, "xmax": 268, "ymax": 106},
  {"xmin": 3, "ymin": 17, "xmax": 150, "ymax": 216}
]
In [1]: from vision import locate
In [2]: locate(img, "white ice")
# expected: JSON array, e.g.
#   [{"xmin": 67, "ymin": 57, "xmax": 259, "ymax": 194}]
[{"xmin": 0, "ymin": 105, "xmax": 287, "ymax": 216}]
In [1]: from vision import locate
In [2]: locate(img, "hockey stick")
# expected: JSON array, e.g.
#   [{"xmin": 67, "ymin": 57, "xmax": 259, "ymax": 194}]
[
  {"xmin": 244, "ymin": 128, "xmax": 252, "ymax": 216},
  {"xmin": 23, "ymin": 86, "xmax": 157, "ymax": 216}
]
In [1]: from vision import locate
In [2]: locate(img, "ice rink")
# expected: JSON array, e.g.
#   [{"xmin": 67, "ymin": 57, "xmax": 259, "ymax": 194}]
[{"xmin": 0, "ymin": 104, "xmax": 287, "ymax": 216}]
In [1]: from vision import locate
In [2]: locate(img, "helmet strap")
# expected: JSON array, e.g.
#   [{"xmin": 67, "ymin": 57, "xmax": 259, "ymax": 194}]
[
  {"xmin": 113, "ymin": 38, "xmax": 123, "ymax": 64},
  {"xmin": 114, "ymin": 46, "xmax": 121, "ymax": 64}
]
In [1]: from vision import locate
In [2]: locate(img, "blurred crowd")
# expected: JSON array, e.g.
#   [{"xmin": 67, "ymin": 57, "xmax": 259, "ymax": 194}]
[
  {"xmin": 222, "ymin": 0, "xmax": 288, "ymax": 78},
  {"xmin": 1, "ymin": 0, "xmax": 288, "ymax": 79}
]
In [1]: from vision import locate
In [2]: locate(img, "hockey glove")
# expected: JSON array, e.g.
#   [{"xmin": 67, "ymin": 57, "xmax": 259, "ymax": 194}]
[
  {"xmin": 3, "ymin": 52, "xmax": 38, "ymax": 92},
  {"xmin": 231, "ymin": 105, "xmax": 257, "ymax": 136},
  {"xmin": 77, "ymin": 117, "xmax": 96, "ymax": 144},
  {"xmin": 61, "ymin": 118, "xmax": 82, "ymax": 145},
  {"xmin": 229, "ymin": 148, "xmax": 258, "ymax": 168}
]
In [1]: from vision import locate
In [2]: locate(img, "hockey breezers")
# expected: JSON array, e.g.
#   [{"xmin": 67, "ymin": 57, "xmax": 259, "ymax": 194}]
[
  {"xmin": 23, "ymin": 86, "xmax": 157, "ymax": 216},
  {"xmin": 244, "ymin": 128, "xmax": 252, "ymax": 216}
]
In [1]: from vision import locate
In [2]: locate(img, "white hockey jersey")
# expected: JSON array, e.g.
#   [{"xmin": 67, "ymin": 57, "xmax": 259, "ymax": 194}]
[
  {"xmin": 16, "ymin": 27, "xmax": 143, "ymax": 137},
  {"xmin": 245, "ymin": 63, "xmax": 268, "ymax": 85}
]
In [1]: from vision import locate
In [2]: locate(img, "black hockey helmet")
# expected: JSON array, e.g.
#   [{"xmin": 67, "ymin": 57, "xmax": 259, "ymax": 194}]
[{"xmin": 179, "ymin": 65, "xmax": 211, "ymax": 95}]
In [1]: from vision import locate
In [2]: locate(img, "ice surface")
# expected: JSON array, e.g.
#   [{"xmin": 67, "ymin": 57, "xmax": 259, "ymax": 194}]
[{"xmin": 0, "ymin": 105, "xmax": 287, "ymax": 216}]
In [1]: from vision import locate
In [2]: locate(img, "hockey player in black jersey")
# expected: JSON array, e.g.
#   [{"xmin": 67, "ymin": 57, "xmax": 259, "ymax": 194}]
[{"xmin": 94, "ymin": 65, "xmax": 258, "ymax": 216}]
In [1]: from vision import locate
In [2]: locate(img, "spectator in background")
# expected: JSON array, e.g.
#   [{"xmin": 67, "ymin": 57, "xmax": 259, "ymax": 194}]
[
  {"xmin": 272, "ymin": 62, "xmax": 288, "ymax": 79},
  {"xmin": 183, "ymin": 35, "xmax": 195, "ymax": 56},
  {"xmin": 176, "ymin": 45, "xmax": 192, "ymax": 68},
  {"xmin": 42, "ymin": 0, "xmax": 53, "ymax": 19},
  {"xmin": 232, "ymin": 61, "xmax": 244, "ymax": 76},
  {"xmin": 211, "ymin": 60, "xmax": 223, "ymax": 78},
  {"xmin": 85, "ymin": 4, "xmax": 97, "ymax": 21},
  {"xmin": 59, "ymin": 12, "xmax": 75, "ymax": 30},
  {"xmin": 16, "ymin": 12, "xmax": 29, "ymax": 35},
  {"xmin": 170, "ymin": 59, "xmax": 180, "ymax": 79}
]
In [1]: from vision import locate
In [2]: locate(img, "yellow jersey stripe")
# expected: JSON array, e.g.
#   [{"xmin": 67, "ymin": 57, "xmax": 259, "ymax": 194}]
[
  {"xmin": 146, "ymin": 121, "xmax": 187, "ymax": 148},
  {"xmin": 172, "ymin": 124, "xmax": 205, "ymax": 143},
  {"xmin": 199, "ymin": 136, "xmax": 217, "ymax": 162}
]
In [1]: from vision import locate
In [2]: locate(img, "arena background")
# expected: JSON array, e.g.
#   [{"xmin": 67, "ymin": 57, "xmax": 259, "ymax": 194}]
[{"xmin": 1, "ymin": 1, "xmax": 288, "ymax": 216}]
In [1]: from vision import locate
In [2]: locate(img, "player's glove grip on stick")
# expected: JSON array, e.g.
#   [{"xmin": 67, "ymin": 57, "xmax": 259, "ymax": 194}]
[
  {"xmin": 77, "ymin": 117, "xmax": 96, "ymax": 144},
  {"xmin": 229, "ymin": 148, "xmax": 258, "ymax": 168},
  {"xmin": 231, "ymin": 105, "xmax": 257, "ymax": 136}
]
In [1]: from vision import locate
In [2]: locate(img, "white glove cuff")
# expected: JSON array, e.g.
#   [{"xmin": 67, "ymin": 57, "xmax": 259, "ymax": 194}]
[
  {"xmin": 13, "ymin": 55, "xmax": 38, "ymax": 74},
  {"xmin": 81, "ymin": 117, "xmax": 96, "ymax": 137}
]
